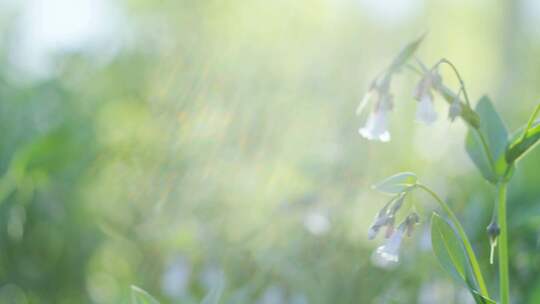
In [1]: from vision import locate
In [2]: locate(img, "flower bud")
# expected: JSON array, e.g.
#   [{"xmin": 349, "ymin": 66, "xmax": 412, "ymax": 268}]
[
  {"xmin": 389, "ymin": 194, "xmax": 405, "ymax": 215},
  {"xmin": 405, "ymin": 212, "xmax": 420, "ymax": 237},
  {"xmin": 448, "ymin": 95, "xmax": 462, "ymax": 122},
  {"xmin": 486, "ymin": 220, "xmax": 500, "ymax": 265},
  {"xmin": 384, "ymin": 216, "xmax": 395, "ymax": 238},
  {"xmin": 367, "ymin": 199, "xmax": 392, "ymax": 240}
]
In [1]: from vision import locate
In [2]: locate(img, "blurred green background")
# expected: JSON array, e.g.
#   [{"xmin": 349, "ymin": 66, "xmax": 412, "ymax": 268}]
[{"xmin": 1, "ymin": 0, "xmax": 540, "ymax": 303}]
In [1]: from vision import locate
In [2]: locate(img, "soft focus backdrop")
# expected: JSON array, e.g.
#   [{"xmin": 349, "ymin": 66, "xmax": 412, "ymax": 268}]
[{"xmin": 1, "ymin": 0, "xmax": 540, "ymax": 303}]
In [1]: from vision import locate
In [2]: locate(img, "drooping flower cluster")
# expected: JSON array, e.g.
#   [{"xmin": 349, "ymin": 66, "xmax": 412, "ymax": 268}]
[
  {"xmin": 357, "ymin": 62, "xmax": 472, "ymax": 142},
  {"xmin": 368, "ymin": 194, "xmax": 419, "ymax": 266}
]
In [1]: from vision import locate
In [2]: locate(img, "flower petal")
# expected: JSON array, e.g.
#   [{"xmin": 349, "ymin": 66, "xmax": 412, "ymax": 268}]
[{"xmin": 416, "ymin": 95, "xmax": 438, "ymax": 125}]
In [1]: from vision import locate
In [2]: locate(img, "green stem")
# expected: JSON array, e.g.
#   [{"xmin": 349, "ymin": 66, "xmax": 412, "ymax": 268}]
[
  {"xmin": 498, "ymin": 182, "xmax": 509, "ymax": 304},
  {"xmin": 437, "ymin": 58, "xmax": 472, "ymax": 107},
  {"xmin": 405, "ymin": 63, "xmax": 423, "ymax": 76},
  {"xmin": 520, "ymin": 104, "xmax": 540, "ymax": 142},
  {"xmin": 417, "ymin": 183, "xmax": 489, "ymax": 298}
]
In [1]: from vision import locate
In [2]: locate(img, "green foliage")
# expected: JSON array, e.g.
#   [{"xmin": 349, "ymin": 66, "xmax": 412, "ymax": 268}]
[
  {"xmin": 506, "ymin": 104, "xmax": 540, "ymax": 163},
  {"xmin": 472, "ymin": 291, "xmax": 498, "ymax": 304},
  {"xmin": 131, "ymin": 286, "xmax": 160, "ymax": 304},
  {"xmin": 475, "ymin": 97, "xmax": 508, "ymax": 162},
  {"xmin": 466, "ymin": 96, "xmax": 509, "ymax": 183},
  {"xmin": 372, "ymin": 172, "xmax": 417, "ymax": 194},
  {"xmin": 431, "ymin": 214, "xmax": 472, "ymax": 286},
  {"xmin": 431, "ymin": 214, "xmax": 495, "ymax": 304}
]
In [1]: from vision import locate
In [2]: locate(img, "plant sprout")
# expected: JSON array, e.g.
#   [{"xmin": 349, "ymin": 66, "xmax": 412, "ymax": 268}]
[{"xmin": 361, "ymin": 35, "xmax": 540, "ymax": 304}]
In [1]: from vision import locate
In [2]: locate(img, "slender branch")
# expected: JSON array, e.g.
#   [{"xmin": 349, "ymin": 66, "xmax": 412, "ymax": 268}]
[
  {"xmin": 497, "ymin": 182, "xmax": 510, "ymax": 304},
  {"xmin": 436, "ymin": 58, "xmax": 472, "ymax": 107},
  {"xmin": 416, "ymin": 183, "xmax": 489, "ymax": 298}
]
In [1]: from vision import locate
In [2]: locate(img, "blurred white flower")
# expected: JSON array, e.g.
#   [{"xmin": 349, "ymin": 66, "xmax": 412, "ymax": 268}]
[
  {"xmin": 414, "ymin": 70, "xmax": 441, "ymax": 125},
  {"xmin": 358, "ymin": 77, "xmax": 393, "ymax": 142},
  {"xmin": 303, "ymin": 212, "xmax": 330, "ymax": 236},
  {"xmin": 416, "ymin": 94, "xmax": 438, "ymax": 125},
  {"xmin": 359, "ymin": 108, "xmax": 391, "ymax": 142},
  {"xmin": 374, "ymin": 226, "xmax": 404, "ymax": 266},
  {"xmin": 161, "ymin": 256, "xmax": 191, "ymax": 298}
]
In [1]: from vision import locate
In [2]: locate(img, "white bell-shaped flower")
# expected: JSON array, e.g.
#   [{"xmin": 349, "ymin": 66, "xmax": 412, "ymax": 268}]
[
  {"xmin": 416, "ymin": 94, "xmax": 438, "ymax": 125},
  {"xmin": 374, "ymin": 227, "xmax": 405, "ymax": 263},
  {"xmin": 359, "ymin": 108, "xmax": 391, "ymax": 142}
]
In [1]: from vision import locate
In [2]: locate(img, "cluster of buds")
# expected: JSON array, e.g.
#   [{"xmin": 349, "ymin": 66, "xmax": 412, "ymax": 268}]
[{"xmin": 368, "ymin": 194, "xmax": 420, "ymax": 265}]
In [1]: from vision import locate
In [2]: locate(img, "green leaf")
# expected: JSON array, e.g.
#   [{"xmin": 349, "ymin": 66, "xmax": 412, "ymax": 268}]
[
  {"xmin": 471, "ymin": 291, "xmax": 497, "ymax": 304},
  {"xmin": 372, "ymin": 172, "xmax": 417, "ymax": 194},
  {"xmin": 201, "ymin": 277, "xmax": 224, "ymax": 304},
  {"xmin": 466, "ymin": 130, "xmax": 498, "ymax": 183},
  {"xmin": 430, "ymin": 214, "xmax": 491, "ymax": 303},
  {"xmin": 476, "ymin": 96, "xmax": 509, "ymax": 161},
  {"xmin": 431, "ymin": 213, "xmax": 471, "ymax": 284},
  {"xmin": 465, "ymin": 96, "xmax": 509, "ymax": 183},
  {"xmin": 131, "ymin": 286, "xmax": 160, "ymax": 304},
  {"xmin": 506, "ymin": 118, "xmax": 540, "ymax": 164},
  {"xmin": 388, "ymin": 34, "xmax": 425, "ymax": 73}
]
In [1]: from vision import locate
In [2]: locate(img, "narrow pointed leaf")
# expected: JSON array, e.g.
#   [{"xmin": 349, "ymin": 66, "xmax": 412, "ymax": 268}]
[
  {"xmin": 431, "ymin": 213, "xmax": 471, "ymax": 284},
  {"xmin": 388, "ymin": 34, "xmax": 425, "ymax": 72},
  {"xmin": 372, "ymin": 172, "xmax": 417, "ymax": 194},
  {"xmin": 431, "ymin": 214, "xmax": 489, "ymax": 303},
  {"xmin": 131, "ymin": 286, "xmax": 160, "ymax": 304},
  {"xmin": 506, "ymin": 119, "xmax": 540, "ymax": 164},
  {"xmin": 472, "ymin": 291, "xmax": 497, "ymax": 304}
]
